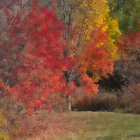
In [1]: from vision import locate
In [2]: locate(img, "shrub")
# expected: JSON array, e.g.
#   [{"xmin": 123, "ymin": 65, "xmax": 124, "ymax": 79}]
[
  {"xmin": 119, "ymin": 83, "xmax": 140, "ymax": 114},
  {"xmin": 48, "ymin": 93, "xmax": 68, "ymax": 112},
  {"xmin": 72, "ymin": 96, "xmax": 91, "ymax": 111},
  {"xmin": 90, "ymin": 93, "xmax": 118, "ymax": 111},
  {"xmin": 118, "ymin": 93, "xmax": 134, "ymax": 109},
  {"xmin": 72, "ymin": 93, "xmax": 118, "ymax": 111},
  {"xmin": 0, "ymin": 96, "xmax": 25, "ymax": 139},
  {"xmin": 130, "ymin": 102, "xmax": 140, "ymax": 114},
  {"xmin": 72, "ymin": 84, "xmax": 140, "ymax": 114}
]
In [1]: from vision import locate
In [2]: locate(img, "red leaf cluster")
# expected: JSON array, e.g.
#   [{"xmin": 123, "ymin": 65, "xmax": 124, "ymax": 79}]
[{"xmin": 2, "ymin": 4, "xmax": 72, "ymax": 113}]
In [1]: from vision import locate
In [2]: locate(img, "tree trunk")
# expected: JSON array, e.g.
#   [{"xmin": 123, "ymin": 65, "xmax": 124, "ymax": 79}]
[{"xmin": 68, "ymin": 95, "xmax": 71, "ymax": 111}]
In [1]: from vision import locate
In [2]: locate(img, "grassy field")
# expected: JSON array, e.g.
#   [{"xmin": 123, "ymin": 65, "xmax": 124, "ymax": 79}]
[{"xmin": 28, "ymin": 111, "xmax": 140, "ymax": 140}]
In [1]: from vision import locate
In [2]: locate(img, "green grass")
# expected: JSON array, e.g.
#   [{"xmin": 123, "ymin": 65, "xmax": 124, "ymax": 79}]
[{"xmin": 48, "ymin": 111, "xmax": 140, "ymax": 140}]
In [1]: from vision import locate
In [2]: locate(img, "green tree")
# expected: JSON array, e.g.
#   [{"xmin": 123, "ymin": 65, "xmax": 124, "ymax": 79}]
[{"xmin": 108, "ymin": 0, "xmax": 140, "ymax": 33}]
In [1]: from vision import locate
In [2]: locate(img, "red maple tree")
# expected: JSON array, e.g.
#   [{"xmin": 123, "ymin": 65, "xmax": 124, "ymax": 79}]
[{"xmin": 0, "ymin": 1, "xmax": 74, "ymax": 114}]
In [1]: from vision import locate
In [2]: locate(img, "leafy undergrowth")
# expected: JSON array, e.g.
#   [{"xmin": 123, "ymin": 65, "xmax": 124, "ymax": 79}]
[
  {"xmin": 27, "ymin": 111, "xmax": 140, "ymax": 140},
  {"xmin": 0, "ymin": 96, "xmax": 72, "ymax": 140},
  {"xmin": 21, "ymin": 110, "xmax": 74, "ymax": 140}
]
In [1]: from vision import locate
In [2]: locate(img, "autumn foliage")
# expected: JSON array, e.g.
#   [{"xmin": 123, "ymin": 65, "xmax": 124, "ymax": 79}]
[
  {"xmin": 0, "ymin": 0, "xmax": 139, "ymax": 140},
  {"xmin": 3, "ymin": 4, "xmax": 75, "ymax": 114},
  {"xmin": 0, "ymin": 0, "xmax": 122, "ymax": 114}
]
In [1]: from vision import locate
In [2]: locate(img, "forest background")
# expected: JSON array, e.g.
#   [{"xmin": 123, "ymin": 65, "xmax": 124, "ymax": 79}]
[{"xmin": 0, "ymin": 0, "xmax": 139, "ymax": 139}]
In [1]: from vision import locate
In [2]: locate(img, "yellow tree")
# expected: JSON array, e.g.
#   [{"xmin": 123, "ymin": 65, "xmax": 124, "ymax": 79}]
[
  {"xmin": 71, "ymin": 0, "xmax": 109, "ymax": 47},
  {"xmin": 56, "ymin": 0, "xmax": 121, "ymax": 110},
  {"xmin": 56, "ymin": 0, "xmax": 121, "ymax": 74},
  {"xmin": 70, "ymin": 0, "xmax": 121, "ymax": 58}
]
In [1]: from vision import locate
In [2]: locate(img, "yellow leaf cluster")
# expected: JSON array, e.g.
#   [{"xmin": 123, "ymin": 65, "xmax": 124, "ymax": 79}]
[
  {"xmin": 0, "ymin": 110, "xmax": 10, "ymax": 140},
  {"xmin": 0, "ymin": 133, "xmax": 10, "ymax": 140},
  {"xmin": 72, "ymin": 0, "xmax": 110, "ymax": 44},
  {"xmin": 69, "ymin": 0, "xmax": 121, "ymax": 59},
  {"xmin": 58, "ymin": 0, "xmax": 121, "ymax": 61},
  {"xmin": 103, "ymin": 15, "xmax": 121, "ymax": 60},
  {"xmin": 0, "ymin": 109, "xmax": 7, "ymax": 126}
]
